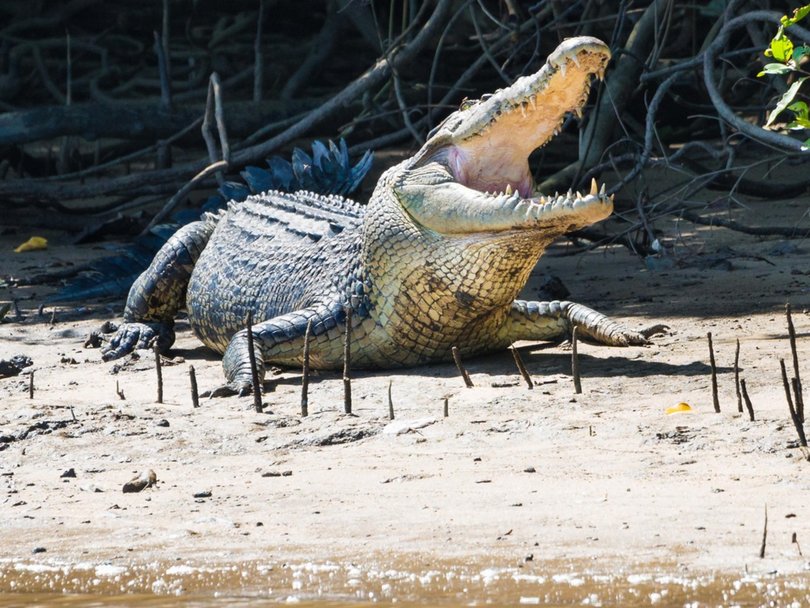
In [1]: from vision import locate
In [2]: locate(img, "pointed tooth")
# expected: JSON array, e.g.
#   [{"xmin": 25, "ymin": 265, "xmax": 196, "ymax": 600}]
[
  {"xmin": 571, "ymin": 54, "xmax": 580, "ymax": 67},
  {"xmin": 597, "ymin": 65, "xmax": 606, "ymax": 80},
  {"xmin": 505, "ymin": 183, "xmax": 513, "ymax": 195},
  {"xmin": 600, "ymin": 183, "xmax": 606, "ymax": 195},
  {"xmin": 520, "ymin": 104, "xmax": 527, "ymax": 118},
  {"xmin": 566, "ymin": 189, "xmax": 572, "ymax": 198},
  {"xmin": 590, "ymin": 178, "xmax": 598, "ymax": 196},
  {"xmin": 528, "ymin": 96, "xmax": 536, "ymax": 111},
  {"xmin": 576, "ymin": 192, "xmax": 582, "ymax": 201}
]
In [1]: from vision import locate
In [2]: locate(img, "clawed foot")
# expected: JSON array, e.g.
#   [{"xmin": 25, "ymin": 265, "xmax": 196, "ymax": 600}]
[
  {"xmin": 574, "ymin": 322, "xmax": 669, "ymax": 347},
  {"xmin": 201, "ymin": 381, "xmax": 252, "ymax": 399},
  {"xmin": 101, "ymin": 321, "xmax": 174, "ymax": 361}
]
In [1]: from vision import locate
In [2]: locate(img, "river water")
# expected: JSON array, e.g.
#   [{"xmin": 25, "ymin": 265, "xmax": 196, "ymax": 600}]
[{"xmin": 1, "ymin": 556, "xmax": 808, "ymax": 607}]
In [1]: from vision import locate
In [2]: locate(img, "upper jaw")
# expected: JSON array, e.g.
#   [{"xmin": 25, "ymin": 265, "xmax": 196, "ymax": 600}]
[{"xmin": 416, "ymin": 36, "xmax": 611, "ymax": 198}]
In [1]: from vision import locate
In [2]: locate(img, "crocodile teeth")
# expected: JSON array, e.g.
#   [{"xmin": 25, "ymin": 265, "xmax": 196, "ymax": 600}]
[
  {"xmin": 590, "ymin": 178, "xmax": 598, "ymax": 196},
  {"xmin": 528, "ymin": 96, "xmax": 537, "ymax": 111},
  {"xmin": 505, "ymin": 184, "xmax": 513, "ymax": 195},
  {"xmin": 600, "ymin": 183, "xmax": 606, "ymax": 195},
  {"xmin": 520, "ymin": 104, "xmax": 527, "ymax": 118}
]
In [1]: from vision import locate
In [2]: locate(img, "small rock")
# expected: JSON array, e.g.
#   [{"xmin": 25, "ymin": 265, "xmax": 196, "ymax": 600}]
[
  {"xmin": 155, "ymin": 419, "xmax": 170, "ymax": 428},
  {"xmin": 122, "ymin": 469, "xmax": 157, "ymax": 493},
  {"xmin": 32, "ymin": 547, "xmax": 46, "ymax": 554},
  {"xmin": 84, "ymin": 332, "xmax": 103, "ymax": 349},
  {"xmin": 262, "ymin": 470, "xmax": 293, "ymax": 477},
  {"xmin": 99, "ymin": 321, "xmax": 118, "ymax": 334},
  {"xmin": 60, "ymin": 468, "xmax": 77, "ymax": 478},
  {"xmin": 523, "ymin": 466, "xmax": 536, "ymax": 473},
  {"xmin": 0, "ymin": 355, "xmax": 33, "ymax": 378},
  {"xmin": 193, "ymin": 490, "xmax": 212, "ymax": 498}
]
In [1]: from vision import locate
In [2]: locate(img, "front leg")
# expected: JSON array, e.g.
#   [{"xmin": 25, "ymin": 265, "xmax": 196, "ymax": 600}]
[
  {"xmin": 216, "ymin": 303, "xmax": 345, "ymax": 397},
  {"xmin": 503, "ymin": 300, "xmax": 665, "ymax": 346}
]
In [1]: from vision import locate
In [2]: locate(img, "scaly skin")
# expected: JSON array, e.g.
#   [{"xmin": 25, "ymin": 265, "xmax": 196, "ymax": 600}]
[{"xmin": 104, "ymin": 37, "xmax": 660, "ymax": 396}]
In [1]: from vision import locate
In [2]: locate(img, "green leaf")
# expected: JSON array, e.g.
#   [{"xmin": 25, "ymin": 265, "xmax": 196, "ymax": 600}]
[
  {"xmin": 803, "ymin": 137, "xmax": 810, "ymax": 150},
  {"xmin": 793, "ymin": 45, "xmax": 810, "ymax": 62},
  {"xmin": 758, "ymin": 63, "xmax": 793, "ymax": 77},
  {"xmin": 789, "ymin": 101, "xmax": 809, "ymax": 119},
  {"xmin": 787, "ymin": 101, "xmax": 810, "ymax": 129},
  {"xmin": 781, "ymin": 4, "xmax": 810, "ymax": 27},
  {"xmin": 766, "ymin": 77, "xmax": 807, "ymax": 127},
  {"xmin": 768, "ymin": 34, "xmax": 794, "ymax": 62}
]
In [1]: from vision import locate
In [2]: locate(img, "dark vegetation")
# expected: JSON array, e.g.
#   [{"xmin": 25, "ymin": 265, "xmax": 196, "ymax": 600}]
[{"xmin": 2, "ymin": 0, "xmax": 810, "ymax": 270}]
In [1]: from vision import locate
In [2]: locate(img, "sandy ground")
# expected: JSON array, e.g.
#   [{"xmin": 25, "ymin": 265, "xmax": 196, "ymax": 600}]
[{"xmin": 1, "ymin": 195, "xmax": 810, "ymax": 601}]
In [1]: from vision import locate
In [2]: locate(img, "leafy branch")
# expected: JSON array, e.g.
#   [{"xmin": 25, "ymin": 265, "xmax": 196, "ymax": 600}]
[{"xmin": 759, "ymin": 4, "xmax": 810, "ymax": 138}]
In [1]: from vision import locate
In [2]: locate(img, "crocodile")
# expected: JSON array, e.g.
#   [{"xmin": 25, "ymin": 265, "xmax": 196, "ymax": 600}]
[{"xmin": 103, "ymin": 36, "xmax": 658, "ymax": 395}]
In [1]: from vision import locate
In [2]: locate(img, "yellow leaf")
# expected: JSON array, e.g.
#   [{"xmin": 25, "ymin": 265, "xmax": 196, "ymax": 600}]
[
  {"xmin": 14, "ymin": 236, "xmax": 48, "ymax": 253},
  {"xmin": 665, "ymin": 402, "xmax": 692, "ymax": 415}
]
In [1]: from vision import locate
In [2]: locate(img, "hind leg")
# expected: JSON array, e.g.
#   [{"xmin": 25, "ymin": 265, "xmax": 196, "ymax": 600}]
[{"xmin": 102, "ymin": 220, "xmax": 216, "ymax": 360}]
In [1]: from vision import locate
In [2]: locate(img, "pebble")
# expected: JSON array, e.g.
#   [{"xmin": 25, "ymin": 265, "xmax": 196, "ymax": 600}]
[
  {"xmin": 122, "ymin": 469, "xmax": 157, "ymax": 493},
  {"xmin": 60, "ymin": 468, "xmax": 77, "ymax": 478},
  {"xmin": 193, "ymin": 490, "xmax": 212, "ymax": 498}
]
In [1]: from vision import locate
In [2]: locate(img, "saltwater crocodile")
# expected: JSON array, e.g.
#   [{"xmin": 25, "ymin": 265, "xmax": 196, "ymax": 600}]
[{"xmin": 103, "ymin": 36, "xmax": 657, "ymax": 395}]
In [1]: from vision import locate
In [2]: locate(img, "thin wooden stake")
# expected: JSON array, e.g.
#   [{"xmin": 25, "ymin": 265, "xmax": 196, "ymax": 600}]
[
  {"xmin": 387, "ymin": 379, "xmax": 394, "ymax": 420},
  {"xmin": 301, "ymin": 318, "xmax": 312, "ymax": 418},
  {"xmin": 343, "ymin": 306, "xmax": 352, "ymax": 414},
  {"xmin": 189, "ymin": 365, "xmax": 200, "ymax": 409},
  {"xmin": 451, "ymin": 346, "xmax": 473, "ymax": 388},
  {"xmin": 28, "ymin": 371, "xmax": 34, "ymax": 399},
  {"xmin": 759, "ymin": 504, "xmax": 768, "ymax": 559},
  {"xmin": 740, "ymin": 378, "xmax": 755, "ymax": 422},
  {"xmin": 786, "ymin": 304, "xmax": 804, "ymax": 423},
  {"xmin": 734, "ymin": 339, "xmax": 742, "ymax": 413},
  {"xmin": 707, "ymin": 332, "xmax": 719, "ymax": 413},
  {"xmin": 571, "ymin": 327, "xmax": 582, "ymax": 394},
  {"xmin": 510, "ymin": 344, "xmax": 533, "ymax": 389},
  {"xmin": 246, "ymin": 311, "xmax": 263, "ymax": 413},
  {"xmin": 153, "ymin": 342, "xmax": 163, "ymax": 404},
  {"xmin": 443, "ymin": 397, "xmax": 449, "ymax": 417},
  {"xmin": 790, "ymin": 377, "xmax": 808, "ymax": 447},
  {"xmin": 115, "ymin": 380, "xmax": 125, "ymax": 400},
  {"xmin": 779, "ymin": 359, "xmax": 807, "ymax": 446}
]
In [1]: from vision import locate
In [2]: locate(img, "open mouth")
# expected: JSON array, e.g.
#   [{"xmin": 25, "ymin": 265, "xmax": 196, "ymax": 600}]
[
  {"xmin": 402, "ymin": 38, "xmax": 615, "ymax": 235},
  {"xmin": 445, "ymin": 37, "xmax": 611, "ymax": 200}
]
